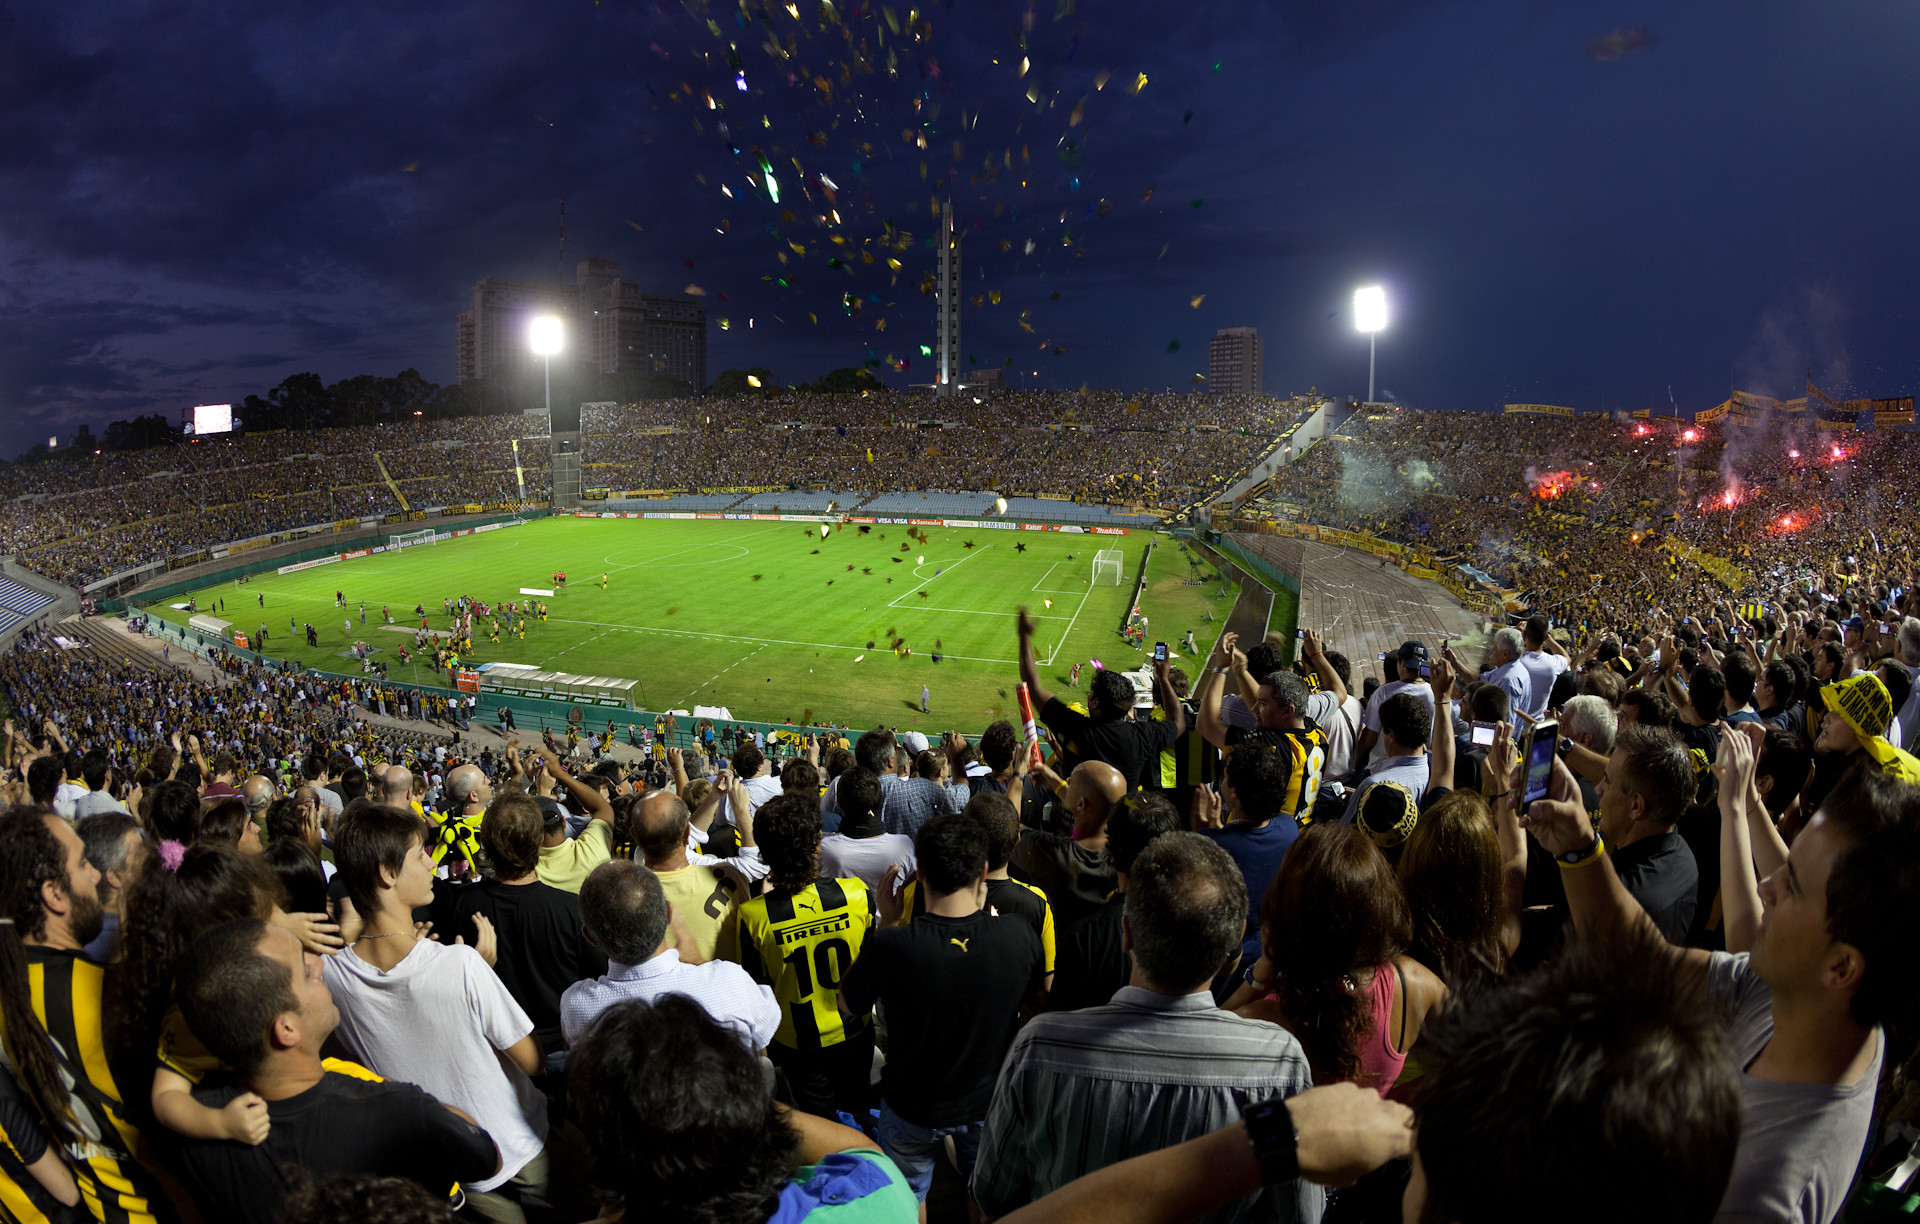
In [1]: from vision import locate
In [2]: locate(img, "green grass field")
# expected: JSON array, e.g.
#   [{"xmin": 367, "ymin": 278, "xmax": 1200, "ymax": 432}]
[{"xmin": 146, "ymin": 517, "xmax": 1248, "ymax": 730}]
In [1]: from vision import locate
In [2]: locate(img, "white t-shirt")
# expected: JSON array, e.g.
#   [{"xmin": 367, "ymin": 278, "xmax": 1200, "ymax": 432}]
[
  {"xmin": 1518, "ymin": 651, "xmax": 1570, "ymax": 719},
  {"xmin": 718, "ymin": 773, "xmax": 784, "ymax": 825},
  {"xmin": 1321, "ymin": 694, "xmax": 1365, "ymax": 780},
  {"xmin": 1361, "ymin": 681, "xmax": 1436, "ymax": 766},
  {"xmin": 322, "ymin": 939, "xmax": 547, "ymax": 1191},
  {"xmin": 820, "ymin": 832, "xmax": 917, "ymax": 901}
]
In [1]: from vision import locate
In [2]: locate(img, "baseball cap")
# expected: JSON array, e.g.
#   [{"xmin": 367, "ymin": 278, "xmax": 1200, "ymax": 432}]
[
  {"xmin": 1396, "ymin": 641, "xmax": 1429, "ymax": 667},
  {"xmin": 1819, "ymin": 674, "xmax": 1892, "ymax": 741},
  {"xmin": 1843, "ymin": 616, "xmax": 1865, "ymax": 633},
  {"xmin": 1355, "ymin": 780, "xmax": 1420, "ymax": 849},
  {"xmin": 902, "ymin": 731, "xmax": 931, "ymax": 755}
]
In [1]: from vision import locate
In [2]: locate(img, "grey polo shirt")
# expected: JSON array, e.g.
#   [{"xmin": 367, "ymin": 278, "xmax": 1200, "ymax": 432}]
[{"xmin": 972, "ymin": 986, "xmax": 1322, "ymax": 1224}]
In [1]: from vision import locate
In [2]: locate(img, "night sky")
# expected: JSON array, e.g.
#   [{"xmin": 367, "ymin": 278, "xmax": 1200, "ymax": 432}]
[{"xmin": 3, "ymin": 1, "xmax": 1917, "ymax": 459}]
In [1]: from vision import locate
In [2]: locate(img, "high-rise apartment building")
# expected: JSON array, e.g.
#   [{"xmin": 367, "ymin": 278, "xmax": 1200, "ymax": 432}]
[
  {"xmin": 1207, "ymin": 327, "xmax": 1264, "ymax": 395},
  {"xmin": 455, "ymin": 259, "xmax": 706, "ymax": 390}
]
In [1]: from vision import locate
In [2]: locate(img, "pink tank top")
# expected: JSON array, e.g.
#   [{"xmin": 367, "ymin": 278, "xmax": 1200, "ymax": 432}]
[{"xmin": 1354, "ymin": 962, "xmax": 1408, "ymax": 1097}]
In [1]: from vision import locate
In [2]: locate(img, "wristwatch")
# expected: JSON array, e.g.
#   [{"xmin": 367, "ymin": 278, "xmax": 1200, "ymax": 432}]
[
  {"xmin": 1555, "ymin": 832, "xmax": 1605, "ymax": 866},
  {"xmin": 1240, "ymin": 1097, "xmax": 1300, "ymax": 1186}
]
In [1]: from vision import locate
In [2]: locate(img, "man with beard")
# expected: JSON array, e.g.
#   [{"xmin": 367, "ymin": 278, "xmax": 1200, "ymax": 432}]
[{"xmin": 0, "ymin": 809, "xmax": 184, "ymax": 1223}]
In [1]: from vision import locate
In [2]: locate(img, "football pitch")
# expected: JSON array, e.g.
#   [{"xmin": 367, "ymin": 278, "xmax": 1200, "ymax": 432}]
[{"xmin": 146, "ymin": 517, "xmax": 1253, "ymax": 730}]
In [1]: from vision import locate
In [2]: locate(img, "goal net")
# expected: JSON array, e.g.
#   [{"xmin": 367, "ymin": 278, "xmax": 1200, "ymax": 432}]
[
  {"xmin": 1092, "ymin": 549, "xmax": 1124, "ymax": 586},
  {"xmin": 389, "ymin": 528, "xmax": 437, "ymax": 551}
]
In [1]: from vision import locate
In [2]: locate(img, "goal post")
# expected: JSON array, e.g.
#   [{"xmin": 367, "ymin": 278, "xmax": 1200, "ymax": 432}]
[
  {"xmin": 1092, "ymin": 549, "xmax": 1123, "ymax": 586},
  {"xmin": 389, "ymin": 528, "xmax": 437, "ymax": 551}
]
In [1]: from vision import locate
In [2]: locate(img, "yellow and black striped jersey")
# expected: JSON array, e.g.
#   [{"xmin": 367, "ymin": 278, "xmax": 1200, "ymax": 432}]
[
  {"xmin": 1224, "ymin": 722, "xmax": 1329, "ymax": 824},
  {"xmin": 738, "ymin": 878, "xmax": 874, "ymax": 1049},
  {"xmin": 24, "ymin": 947, "xmax": 176, "ymax": 1224}
]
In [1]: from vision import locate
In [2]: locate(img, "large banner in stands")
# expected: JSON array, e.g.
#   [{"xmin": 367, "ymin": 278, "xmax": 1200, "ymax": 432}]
[
  {"xmin": 278, "ymin": 554, "xmax": 342, "ymax": 575},
  {"xmin": 1503, "ymin": 404, "xmax": 1576, "ymax": 417},
  {"xmin": 1875, "ymin": 399, "xmax": 1916, "ymax": 427},
  {"xmin": 1695, "ymin": 400, "xmax": 1731, "ymax": 424}
]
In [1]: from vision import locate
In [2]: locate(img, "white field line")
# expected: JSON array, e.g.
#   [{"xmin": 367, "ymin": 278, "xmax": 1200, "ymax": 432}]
[
  {"xmin": 1045, "ymin": 578, "xmax": 1098, "ymax": 667},
  {"xmin": 546, "ymin": 618, "xmax": 1021, "ymax": 666},
  {"xmin": 884, "ymin": 543, "xmax": 993, "ymax": 609},
  {"xmin": 677, "ymin": 644, "xmax": 768, "ymax": 709}
]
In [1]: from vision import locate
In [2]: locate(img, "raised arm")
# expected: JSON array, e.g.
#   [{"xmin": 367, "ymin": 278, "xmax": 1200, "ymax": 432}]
[
  {"xmin": 1152, "ymin": 658, "xmax": 1186, "ymax": 739},
  {"xmin": 1714, "ymin": 726, "xmax": 1764, "ymax": 955},
  {"xmin": 1016, "ymin": 608, "xmax": 1055, "ymax": 712},
  {"xmin": 1300, "ymin": 628, "xmax": 1346, "ymax": 706},
  {"xmin": 1483, "ymin": 723, "xmax": 1527, "ymax": 958},
  {"xmin": 1196, "ymin": 632, "xmax": 1241, "ymax": 750},
  {"xmin": 1427, "ymin": 658, "xmax": 1456, "ymax": 794},
  {"xmin": 537, "ymin": 745, "xmax": 612, "ymax": 824}
]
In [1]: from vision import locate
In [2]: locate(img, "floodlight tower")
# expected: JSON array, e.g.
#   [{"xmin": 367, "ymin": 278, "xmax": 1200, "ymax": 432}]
[
  {"xmin": 935, "ymin": 201, "xmax": 961, "ymax": 398},
  {"xmin": 530, "ymin": 315, "xmax": 580, "ymax": 506},
  {"xmin": 1354, "ymin": 286, "xmax": 1387, "ymax": 405},
  {"xmin": 529, "ymin": 315, "xmax": 562, "ymax": 418}
]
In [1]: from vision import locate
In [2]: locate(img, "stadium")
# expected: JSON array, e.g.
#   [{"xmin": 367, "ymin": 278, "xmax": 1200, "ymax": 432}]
[
  {"xmin": 7, "ymin": 5, "xmax": 1920, "ymax": 1221},
  {"xmin": 4, "ymin": 376, "xmax": 1920, "ymax": 1224}
]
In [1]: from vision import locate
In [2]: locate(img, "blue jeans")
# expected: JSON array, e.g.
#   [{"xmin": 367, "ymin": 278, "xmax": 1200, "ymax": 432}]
[{"xmin": 875, "ymin": 1101, "xmax": 982, "ymax": 1202}]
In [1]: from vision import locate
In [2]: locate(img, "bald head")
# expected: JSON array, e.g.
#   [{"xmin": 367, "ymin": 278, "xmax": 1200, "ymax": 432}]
[
  {"xmin": 380, "ymin": 765, "xmax": 413, "ymax": 806},
  {"xmin": 632, "ymin": 791, "xmax": 691, "ymax": 867},
  {"xmin": 445, "ymin": 764, "xmax": 489, "ymax": 810},
  {"xmin": 1065, "ymin": 760, "xmax": 1127, "ymax": 836},
  {"xmin": 242, "ymin": 774, "xmax": 276, "ymax": 815}
]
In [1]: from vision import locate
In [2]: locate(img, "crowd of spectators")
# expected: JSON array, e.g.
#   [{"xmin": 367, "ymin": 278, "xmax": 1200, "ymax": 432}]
[
  {"xmin": 1250, "ymin": 407, "xmax": 1920, "ymax": 637},
  {"xmin": 5, "ymin": 392, "xmax": 1303, "ymax": 591},
  {"xmin": 0, "ymin": 506, "xmax": 1917, "ymax": 1224}
]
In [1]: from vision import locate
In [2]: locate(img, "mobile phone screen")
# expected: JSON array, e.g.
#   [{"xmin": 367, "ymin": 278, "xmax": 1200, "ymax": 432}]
[
  {"xmin": 1522, "ymin": 721, "xmax": 1558, "ymax": 806},
  {"xmin": 1470, "ymin": 722, "xmax": 1496, "ymax": 747},
  {"xmin": 1154, "ymin": 641, "xmax": 1168, "ymax": 661}
]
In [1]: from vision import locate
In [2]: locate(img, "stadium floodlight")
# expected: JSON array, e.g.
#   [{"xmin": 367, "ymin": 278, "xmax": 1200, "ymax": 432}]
[
  {"xmin": 1354, "ymin": 286, "xmax": 1387, "ymax": 404},
  {"xmin": 528, "ymin": 315, "xmax": 563, "ymax": 356}
]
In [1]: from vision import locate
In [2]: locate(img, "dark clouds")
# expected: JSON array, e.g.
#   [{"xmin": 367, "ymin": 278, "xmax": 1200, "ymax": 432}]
[{"xmin": 2, "ymin": 0, "xmax": 1918, "ymax": 457}]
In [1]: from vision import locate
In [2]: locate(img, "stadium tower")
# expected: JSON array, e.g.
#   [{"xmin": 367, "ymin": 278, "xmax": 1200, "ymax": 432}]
[
  {"xmin": 934, "ymin": 200, "xmax": 961, "ymax": 398},
  {"xmin": 549, "ymin": 397, "xmax": 581, "ymax": 507}
]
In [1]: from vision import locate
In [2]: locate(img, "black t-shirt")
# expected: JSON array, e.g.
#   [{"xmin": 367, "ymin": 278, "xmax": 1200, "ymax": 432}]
[
  {"xmin": 1049, "ymin": 897, "xmax": 1127, "ymax": 1013},
  {"xmin": 1010, "ymin": 829, "xmax": 1116, "ymax": 933},
  {"xmin": 174, "ymin": 1068, "xmax": 497, "ymax": 1224},
  {"xmin": 1671, "ymin": 720, "xmax": 1722, "ymax": 805},
  {"xmin": 451, "ymin": 879, "xmax": 606, "ymax": 1054},
  {"xmin": 907, "ymin": 877, "xmax": 1053, "ymax": 966},
  {"xmin": 840, "ymin": 909, "xmax": 1045, "ymax": 1127},
  {"xmin": 1611, "ymin": 829, "xmax": 1699, "ymax": 945},
  {"xmin": 1039, "ymin": 697, "xmax": 1179, "ymax": 792}
]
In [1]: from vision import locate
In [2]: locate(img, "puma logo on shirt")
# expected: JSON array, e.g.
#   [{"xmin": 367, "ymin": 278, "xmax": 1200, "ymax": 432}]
[{"xmin": 949, "ymin": 938, "xmax": 971, "ymax": 953}]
